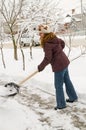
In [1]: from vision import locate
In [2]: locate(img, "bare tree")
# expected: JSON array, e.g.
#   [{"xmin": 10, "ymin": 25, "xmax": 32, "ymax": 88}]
[
  {"xmin": 0, "ymin": 13, "xmax": 6, "ymax": 68},
  {"xmin": 0, "ymin": 0, "xmax": 63, "ymax": 70},
  {"xmin": 61, "ymin": 11, "xmax": 86, "ymax": 62},
  {"xmin": 0, "ymin": 0, "xmax": 25, "ymax": 60},
  {"xmin": 24, "ymin": 0, "xmax": 62, "ymax": 26},
  {"xmin": 17, "ymin": 0, "xmax": 62, "ymax": 57},
  {"xmin": 0, "ymin": 39, "xmax": 6, "ymax": 68}
]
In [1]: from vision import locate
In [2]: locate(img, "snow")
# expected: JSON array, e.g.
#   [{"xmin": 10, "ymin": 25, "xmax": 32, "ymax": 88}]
[{"xmin": 0, "ymin": 47, "xmax": 86, "ymax": 130}]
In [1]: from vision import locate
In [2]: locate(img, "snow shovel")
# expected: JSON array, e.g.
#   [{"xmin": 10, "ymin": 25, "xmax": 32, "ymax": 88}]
[{"xmin": 4, "ymin": 70, "xmax": 38, "ymax": 96}]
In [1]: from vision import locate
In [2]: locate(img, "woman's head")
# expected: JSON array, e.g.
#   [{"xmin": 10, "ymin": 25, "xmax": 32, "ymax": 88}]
[
  {"xmin": 38, "ymin": 24, "xmax": 56, "ymax": 47},
  {"xmin": 38, "ymin": 24, "xmax": 51, "ymax": 34}
]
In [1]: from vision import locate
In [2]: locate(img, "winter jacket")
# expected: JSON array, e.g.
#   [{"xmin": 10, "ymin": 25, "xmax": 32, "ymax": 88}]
[{"xmin": 38, "ymin": 37, "xmax": 70, "ymax": 72}]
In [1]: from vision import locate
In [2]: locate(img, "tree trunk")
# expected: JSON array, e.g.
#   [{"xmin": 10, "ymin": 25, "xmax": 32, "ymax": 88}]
[
  {"xmin": 13, "ymin": 44, "xmax": 18, "ymax": 60},
  {"xmin": 12, "ymin": 34, "xmax": 18, "ymax": 60},
  {"xmin": 0, "ymin": 43, "xmax": 6, "ymax": 68}
]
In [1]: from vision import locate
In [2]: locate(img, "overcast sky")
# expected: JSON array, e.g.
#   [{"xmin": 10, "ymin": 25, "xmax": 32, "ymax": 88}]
[
  {"xmin": 59, "ymin": 0, "xmax": 80, "ymax": 10},
  {"xmin": 58, "ymin": 0, "xmax": 82, "ymax": 15}
]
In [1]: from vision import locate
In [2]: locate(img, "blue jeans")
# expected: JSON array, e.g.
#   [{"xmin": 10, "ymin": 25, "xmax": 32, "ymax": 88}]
[{"xmin": 54, "ymin": 67, "xmax": 78, "ymax": 108}]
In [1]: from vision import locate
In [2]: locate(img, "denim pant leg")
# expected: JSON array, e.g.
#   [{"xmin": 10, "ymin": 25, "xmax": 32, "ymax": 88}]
[
  {"xmin": 54, "ymin": 70, "xmax": 66, "ymax": 108},
  {"xmin": 64, "ymin": 68, "xmax": 78, "ymax": 101}
]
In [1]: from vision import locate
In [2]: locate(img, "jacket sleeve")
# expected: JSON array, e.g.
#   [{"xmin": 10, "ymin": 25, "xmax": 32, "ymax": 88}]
[{"xmin": 38, "ymin": 43, "xmax": 52, "ymax": 72}]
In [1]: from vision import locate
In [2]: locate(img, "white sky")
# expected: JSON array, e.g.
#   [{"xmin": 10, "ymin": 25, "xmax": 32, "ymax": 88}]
[
  {"xmin": 60, "ymin": 0, "xmax": 79, "ymax": 9},
  {"xmin": 58, "ymin": 0, "xmax": 83, "ymax": 15}
]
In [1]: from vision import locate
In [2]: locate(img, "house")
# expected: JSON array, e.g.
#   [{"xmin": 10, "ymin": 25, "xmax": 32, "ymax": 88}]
[{"xmin": 57, "ymin": 9, "xmax": 86, "ymax": 35}]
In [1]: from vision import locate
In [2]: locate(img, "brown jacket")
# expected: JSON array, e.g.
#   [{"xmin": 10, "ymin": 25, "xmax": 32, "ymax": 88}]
[{"xmin": 38, "ymin": 37, "xmax": 70, "ymax": 72}]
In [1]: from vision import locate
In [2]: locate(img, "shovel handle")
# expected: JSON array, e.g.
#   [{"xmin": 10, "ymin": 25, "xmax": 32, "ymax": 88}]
[{"xmin": 19, "ymin": 70, "xmax": 38, "ymax": 85}]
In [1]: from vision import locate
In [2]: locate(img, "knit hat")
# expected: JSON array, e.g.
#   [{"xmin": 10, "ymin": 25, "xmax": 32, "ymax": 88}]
[{"xmin": 38, "ymin": 25, "xmax": 52, "ymax": 33}]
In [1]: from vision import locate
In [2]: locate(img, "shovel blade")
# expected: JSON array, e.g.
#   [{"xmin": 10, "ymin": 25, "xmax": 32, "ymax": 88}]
[{"xmin": 4, "ymin": 82, "xmax": 20, "ymax": 96}]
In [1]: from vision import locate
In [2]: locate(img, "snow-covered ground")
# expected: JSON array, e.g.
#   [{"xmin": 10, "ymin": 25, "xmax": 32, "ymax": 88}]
[{"xmin": 0, "ymin": 47, "xmax": 86, "ymax": 130}]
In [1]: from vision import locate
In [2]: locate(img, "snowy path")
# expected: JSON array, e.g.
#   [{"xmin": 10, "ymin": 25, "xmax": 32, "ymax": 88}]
[
  {"xmin": 16, "ymin": 85, "xmax": 86, "ymax": 130},
  {"xmin": 0, "ymin": 82, "xmax": 86, "ymax": 130}
]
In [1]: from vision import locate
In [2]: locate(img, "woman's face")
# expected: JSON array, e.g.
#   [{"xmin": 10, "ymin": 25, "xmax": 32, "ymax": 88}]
[{"xmin": 39, "ymin": 32, "xmax": 44, "ymax": 38}]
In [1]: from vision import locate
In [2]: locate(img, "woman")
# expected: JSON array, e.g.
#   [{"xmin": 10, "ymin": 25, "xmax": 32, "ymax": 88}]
[{"xmin": 37, "ymin": 25, "xmax": 78, "ymax": 110}]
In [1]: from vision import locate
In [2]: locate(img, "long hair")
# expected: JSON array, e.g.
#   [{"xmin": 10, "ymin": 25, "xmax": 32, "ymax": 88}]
[{"xmin": 40, "ymin": 32, "xmax": 56, "ymax": 48}]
